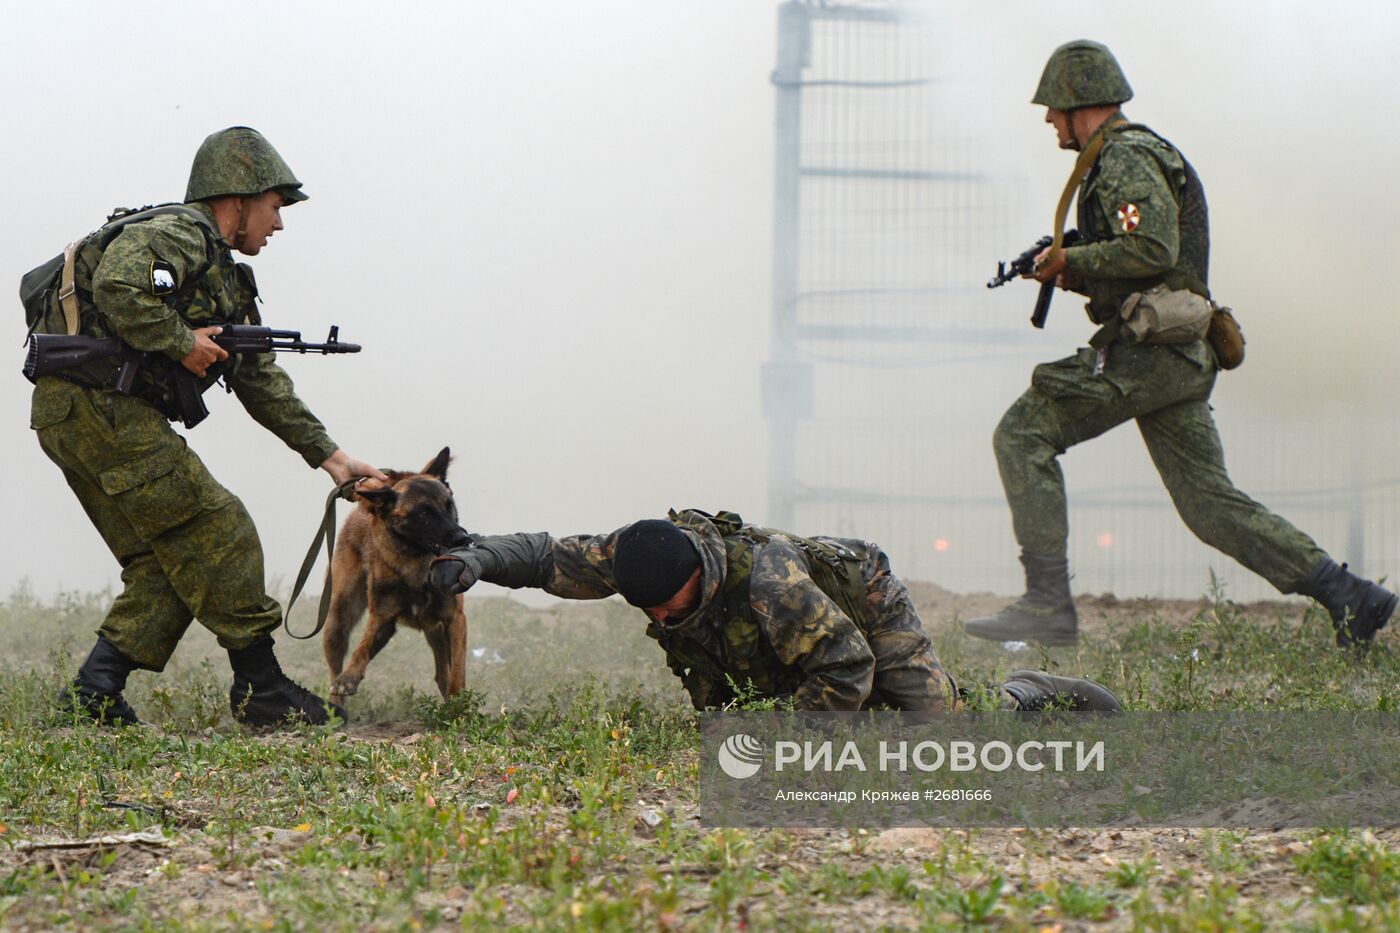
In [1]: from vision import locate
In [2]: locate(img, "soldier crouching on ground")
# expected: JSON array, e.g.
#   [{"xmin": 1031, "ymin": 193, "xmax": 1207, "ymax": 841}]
[
  {"xmin": 30, "ymin": 127, "xmax": 387, "ymax": 727},
  {"xmin": 427, "ymin": 509, "xmax": 1120, "ymax": 713}
]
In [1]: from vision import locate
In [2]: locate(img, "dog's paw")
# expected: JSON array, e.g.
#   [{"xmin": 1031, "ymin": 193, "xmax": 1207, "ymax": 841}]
[{"xmin": 330, "ymin": 674, "xmax": 362, "ymax": 699}]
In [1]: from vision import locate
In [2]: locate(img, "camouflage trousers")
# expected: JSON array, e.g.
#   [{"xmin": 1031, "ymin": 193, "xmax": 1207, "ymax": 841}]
[
  {"xmin": 992, "ymin": 340, "xmax": 1326, "ymax": 593},
  {"xmin": 856, "ymin": 543, "xmax": 958, "ymax": 711},
  {"xmin": 30, "ymin": 378, "xmax": 282, "ymax": 670}
]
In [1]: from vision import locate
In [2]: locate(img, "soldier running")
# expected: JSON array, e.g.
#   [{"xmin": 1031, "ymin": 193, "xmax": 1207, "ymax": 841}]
[{"xmin": 967, "ymin": 41, "xmax": 1396, "ymax": 648}]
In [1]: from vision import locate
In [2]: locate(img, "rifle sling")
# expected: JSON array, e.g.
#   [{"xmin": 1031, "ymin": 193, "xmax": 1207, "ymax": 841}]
[
  {"xmin": 59, "ymin": 242, "xmax": 81, "ymax": 336},
  {"xmin": 1051, "ymin": 115, "xmax": 1163, "ymax": 352},
  {"xmin": 1048, "ymin": 115, "xmax": 1127, "ymax": 262},
  {"xmin": 283, "ymin": 480, "xmax": 360, "ymax": 640}
]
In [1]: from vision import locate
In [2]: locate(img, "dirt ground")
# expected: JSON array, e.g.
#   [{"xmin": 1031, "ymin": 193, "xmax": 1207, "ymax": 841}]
[{"xmin": 3, "ymin": 583, "xmax": 1397, "ymax": 930}]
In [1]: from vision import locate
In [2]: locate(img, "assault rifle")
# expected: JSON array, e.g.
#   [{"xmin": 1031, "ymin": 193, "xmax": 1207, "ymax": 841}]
[
  {"xmin": 23, "ymin": 324, "xmax": 360, "ymax": 429},
  {"xmin": 986, "ymin": 230, "xmax": 1080, "ymax": 329}
]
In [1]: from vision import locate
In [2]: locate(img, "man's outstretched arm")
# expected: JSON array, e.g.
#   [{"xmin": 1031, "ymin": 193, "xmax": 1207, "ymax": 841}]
[{"xmin": 429, "ymin": 528, "xmax": 629, "ymax": 599}]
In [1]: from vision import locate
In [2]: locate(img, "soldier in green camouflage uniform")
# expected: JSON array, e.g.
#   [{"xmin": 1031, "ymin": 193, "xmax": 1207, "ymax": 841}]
[
  {"xmin": 967, "ymin": 41, "xmax": 1396, "ymax": 648},
  {"xmin": 31, "ymin": 127, "xmax": 386, "ymax": 726},
  {"xmin": 428, "ymin": 510, "xmax": 1121, "ymax": 713}
]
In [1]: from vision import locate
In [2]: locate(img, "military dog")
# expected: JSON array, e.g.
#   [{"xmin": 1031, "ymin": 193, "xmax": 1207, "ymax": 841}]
[{"xmin": 322, "ymin": 447, "xmax": 474, "ymax": 707}]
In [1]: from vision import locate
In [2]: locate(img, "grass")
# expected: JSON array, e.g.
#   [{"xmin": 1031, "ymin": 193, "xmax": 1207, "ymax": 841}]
[
  {"xmin": 0, "ymin": 580, "xmax": 1398, "ymax": 930},
  {"xmin": 1294, "ymin": 832, "xmax": 1400, "ymax": 905}
]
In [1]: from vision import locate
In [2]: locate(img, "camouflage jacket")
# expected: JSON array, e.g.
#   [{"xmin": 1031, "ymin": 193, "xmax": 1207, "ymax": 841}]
[
  {"xmin": 58, "ymin": 202, "xmax": 336, "ymax": 467},
  {"xmin": 481, "ymin": 510, "xmax": 880, "ymax": 711},
  {"xmin": 1063, "ymin": 119, "xmax": 1210, "ymax": 324}
]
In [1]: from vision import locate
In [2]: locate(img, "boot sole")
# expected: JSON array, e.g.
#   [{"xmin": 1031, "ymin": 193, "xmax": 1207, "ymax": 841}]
[
  {"xmin": 965, "ymin": 624, "xmax": 1079, "ymax": 647},
  {"xmin": 231, "ymin": 707, "xmax": 341, "ymax": 728},
  {"xmin": 57, "ymin": 687, "xmax": 144, "ymax": 727},
  {"xmin": 1344, "ymin": 590, "xmax": 1400, "ymax": 645}
]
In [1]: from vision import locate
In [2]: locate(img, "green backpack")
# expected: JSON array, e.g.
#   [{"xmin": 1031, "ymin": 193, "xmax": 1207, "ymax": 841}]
[
  {"xmin": 683, "ymin": 509, "xmax": 872, "ymax": 628},
  {"xmin": 20, "ymin": 203, "xmax": 218, "ymax": 338}
]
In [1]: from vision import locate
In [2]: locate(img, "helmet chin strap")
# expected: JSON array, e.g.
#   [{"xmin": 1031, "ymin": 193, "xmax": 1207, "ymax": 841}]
[{"xmin": 233, "ymin": 196, "xmax": 252, "ymax": 250}]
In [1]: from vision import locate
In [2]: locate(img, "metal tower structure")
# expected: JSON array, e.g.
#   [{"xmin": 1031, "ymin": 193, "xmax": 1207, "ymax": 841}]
[{"xmin": 764, "ymin": 0, "xmax": 1019, "ymax": 539}]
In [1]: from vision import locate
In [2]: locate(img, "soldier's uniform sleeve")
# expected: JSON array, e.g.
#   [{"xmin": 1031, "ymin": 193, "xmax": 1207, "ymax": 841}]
[
  {"xmin": 540, "ymin": 528, "xmax": 627, "ymax": 599},
  {"xmin": 90, "ymin": 218, "xmax": 207, "ymax": 361},
  {"xmin": 224, "ymin": 353, "xmax": 339, "ymax": 468},
  {"xmin": 456, "ymin": 528, "xmax": 626, "ymax": 599},
  {"xmin": 1064, "ymin": 138, "xmax": 1183, "ymax": 282},
  {"xmin": 748, "ymin": 536, "xmax": 875, "ymax": 711}
]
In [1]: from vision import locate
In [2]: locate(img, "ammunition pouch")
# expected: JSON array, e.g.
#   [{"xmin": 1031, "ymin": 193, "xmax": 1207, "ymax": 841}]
[
  {"xmin": 1206, "ymin": 305, "xmax": 1246, "ymax": 370},
  {"xmin": 1118, "ymin": 284, "xmax": 1214, "ymax": 345}
]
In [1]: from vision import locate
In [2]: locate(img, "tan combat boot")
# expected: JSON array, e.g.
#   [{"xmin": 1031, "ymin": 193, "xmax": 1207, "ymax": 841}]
[{"xmin": 964, "ymin": 553, "xmax": 1078, "ymax": 646}]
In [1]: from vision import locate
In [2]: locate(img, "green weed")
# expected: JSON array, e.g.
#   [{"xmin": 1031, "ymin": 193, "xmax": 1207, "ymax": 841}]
[
  {"xmin": 1295, "ymin": 832, "xmax": 1400, "ymax": 905},
  {"xmin": 1, "ymin": 583, "xmax": 1398, "ymax": 929}
]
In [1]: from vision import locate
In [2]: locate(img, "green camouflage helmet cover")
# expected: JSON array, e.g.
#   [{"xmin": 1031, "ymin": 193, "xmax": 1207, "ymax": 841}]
[
  {"xmin": 1032, "ymin": 40, "xmax": 1133, "ymax": 110},
  {"xmin": 184, "ymin": 126, "xmax": 307, "ymax": 204}
]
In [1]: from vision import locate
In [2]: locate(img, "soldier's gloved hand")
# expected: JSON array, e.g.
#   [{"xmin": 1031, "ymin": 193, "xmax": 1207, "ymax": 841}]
[{"xmin": 429, "ymin": 549, "xmax": 487, "ymax": 594}]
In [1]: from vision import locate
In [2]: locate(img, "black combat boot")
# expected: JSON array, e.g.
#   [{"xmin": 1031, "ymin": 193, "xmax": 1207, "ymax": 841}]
[
  {"xmin": 964, "ymin": 554, "xmax": 1078, "ymax": 646},
  {"xmin": 59, "ymin": 635, "xmax": 144, "ymax": 726},
  {"xmin": 227, "ymin": 636, "xmax": 346, "ymax": 727},
  {"xmin": 1294, "ymin": 558, "xmax": 1397, "ymax": 647},
  {"xmin": 1001, "ymin": 670, "xmax": 1122, "ymax": 712}
]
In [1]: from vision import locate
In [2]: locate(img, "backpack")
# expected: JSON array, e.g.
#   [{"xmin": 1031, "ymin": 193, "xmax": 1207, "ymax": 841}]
[
  {"xmin": 20, "ymin": 203, "xmax": 219, "ymax": 338},
  {"xmin": 679, "ymin": 509, "xmax": 872, "ymax": 628}
]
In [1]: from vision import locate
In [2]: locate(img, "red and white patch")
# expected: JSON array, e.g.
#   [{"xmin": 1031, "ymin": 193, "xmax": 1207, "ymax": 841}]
[{"xmin": 1116, "ymin": 203, "xmax": 1141, "ymax": 233}]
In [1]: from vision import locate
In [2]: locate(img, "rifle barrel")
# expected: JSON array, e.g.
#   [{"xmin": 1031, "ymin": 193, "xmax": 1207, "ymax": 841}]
[
  {"xmin": 268, "ymin": 341, "xmax": 361, "ymax": 354},
  {"xmin": 218, "ymin": 324, "xmax": 301, "ymax": 340}
]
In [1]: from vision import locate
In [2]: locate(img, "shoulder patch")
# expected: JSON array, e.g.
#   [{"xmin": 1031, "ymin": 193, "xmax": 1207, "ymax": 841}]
[
  {"xmin": 150, "ymin": 260, "xmax": 177, "ymax": 295},
  {"xmin": 1115, "ymin": 203, "xmax": 1141, "ymax": 233}
]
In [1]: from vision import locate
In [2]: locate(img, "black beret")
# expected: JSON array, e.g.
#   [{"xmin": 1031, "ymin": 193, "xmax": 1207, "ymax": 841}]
[{"xmin": 613, "ymin": 519, "xmax": 701, "ymax": 608}]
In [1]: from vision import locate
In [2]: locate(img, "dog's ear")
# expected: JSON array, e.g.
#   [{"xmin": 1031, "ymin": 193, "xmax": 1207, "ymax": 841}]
[
  {"xmin": 422, "ymin": 446, "xmax": 452, "ymax": 481},
  {"xmin": 354, "ymin": 483, "xmax": 398, "ymax": 512}
]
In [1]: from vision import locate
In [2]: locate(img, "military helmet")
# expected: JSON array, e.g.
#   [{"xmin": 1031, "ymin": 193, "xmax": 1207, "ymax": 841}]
[
  {"xmin": 1032, "ymin": 40, "xmax": 1133, "ymax": 110},
  {"xmin": 184, "ymin": 126, "xmax": 307, "ymax": 204}
]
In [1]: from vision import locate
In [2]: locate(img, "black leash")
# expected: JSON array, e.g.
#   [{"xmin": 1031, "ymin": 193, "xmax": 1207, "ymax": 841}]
[{"xmin": 283, "ymin": 480, "xmax": 360, "ymax": 640}]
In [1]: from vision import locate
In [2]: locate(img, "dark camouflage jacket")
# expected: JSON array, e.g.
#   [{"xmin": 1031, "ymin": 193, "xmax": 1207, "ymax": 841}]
[
  {"xmin": 486, "ymin": 510, "xmax": 880, "ymax": 711},
  {"xmin": 1063, "ymin": 119, "xmax": 1210, "ymax": 324},
  {"xmin": 55, "ymin": 202, "xmax": 336, "ymax": 467}
]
